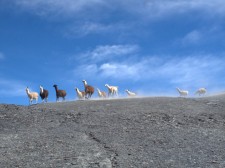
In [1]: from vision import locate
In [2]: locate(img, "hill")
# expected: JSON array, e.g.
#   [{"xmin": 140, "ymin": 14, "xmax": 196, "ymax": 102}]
[{"xmin": 0, "ymin": 95, "xmax": 225, "ymax": 167}]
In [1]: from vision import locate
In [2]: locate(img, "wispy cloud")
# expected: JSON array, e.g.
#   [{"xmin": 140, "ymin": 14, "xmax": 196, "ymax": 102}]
[
  {"xmin": 13, "ymin": 0, "xmax": 225, "ymax": 19},
  {"xmin": 181, "ymin": 30, "xmax": 202, "ymax": 45},
  {"xmin": 70, "ymin": 22, "xmax": 113, "ymax": 36},
  {"xmin": 9, "ymin": 0, "xmax": 225, "ymax": 38},
  {"xmin": 72, "ymin": 64, "xmax": 98, "ymax": 79},
  {"xmin": 175, "ymin": 27, "xmax": 225, "ymax": 49},
  {"xmin": 72, "ymin": 44, "xmax": 225, "ymax": 91},
  {"xmin": 76, "ymin": 44, "xmax": 139, "ymax": 63},
  {"xmin": 64, "ymin": 22, "xmax": 132, "ymax": 37},
  {"xmin": 137, "ymin": 0, "xmax": 225, "ymax": 19},
  {"xmin": 99, "ymin": 63, "xmax": 140, "ymax": 79},
  {"xmin": 0, "ymin": 52, "xmax": 5, "ymax": 60},
  {"xmin": 13, "ymin": 0, "xmax": 106, "ymax": 18},
  {"xmin": 157, "ymin": 56, "xmax": 225, "ymax": 88},
  {"xmin": 0, "ymin": 78, "xmax": 27, "ymax": 97}
]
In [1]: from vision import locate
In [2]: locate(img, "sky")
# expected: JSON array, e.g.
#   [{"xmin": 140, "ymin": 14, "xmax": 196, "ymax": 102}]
[{"xmin": 0, "ymin": 0, "xmax": 225, "ymax": 105}]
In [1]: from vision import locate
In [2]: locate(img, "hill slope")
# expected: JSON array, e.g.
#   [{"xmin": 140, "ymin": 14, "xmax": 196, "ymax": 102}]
[{"xmin": 0, "ymin": 96, "xmax": 225, "ymax": 167}]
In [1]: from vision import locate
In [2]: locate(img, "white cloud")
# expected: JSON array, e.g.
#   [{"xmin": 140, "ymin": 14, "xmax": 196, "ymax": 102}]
[
  {"xmin": 72, "ymin": 44, "xmax": 225, "ymax": 90},
  {"xmin": 77, "ymin": 44, "xmax": 139, "ymax": 63},
  {"xmin": 99, "ymin": 63, "xmax": 140, "ymax": 79}
]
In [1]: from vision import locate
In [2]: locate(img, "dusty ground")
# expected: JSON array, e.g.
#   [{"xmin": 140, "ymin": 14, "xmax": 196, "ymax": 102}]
[{"xmin": 0, "ymin": 95, "xmax": 225, "ymax": 168}]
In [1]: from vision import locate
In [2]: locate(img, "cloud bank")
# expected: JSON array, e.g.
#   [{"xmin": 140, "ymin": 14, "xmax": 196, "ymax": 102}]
[
  {"xmin": 13, "ymin": 0, "xmax": 225, "ymax": 19},
  {"xmin": 8, "ymin": 0, "xmax": 225, "ymax": 42},
  {"xmin": 72, "ymin": 44, "xmax": 225, "ymax": 91}
]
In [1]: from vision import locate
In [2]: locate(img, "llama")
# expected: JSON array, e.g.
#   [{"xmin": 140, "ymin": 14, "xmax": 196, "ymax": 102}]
[
  {"xmin": 176, "ymin": 88, "xmax": 188, "ymax": 97},
  {"xmin": 125, "ymin": 89, "xmax": 136, "ymax": 97},
  {"xmin": 97, "ymin": 88, "xmax": 107, "ymax": 98},
  {"xmin": 195, "ymin": 88, "xmax": 207, "ymax": 96},
  {"xmin": 53, "ymin": 84, "xmax": 67, "ymax": 102},
  {"xmin": 39, "ymin": 85, "xmax": 49, "ymax": 103},
  {"xmin": 82, "ymin": 80, "xmax": 94, "ymax": 99},
  {"xmin": 105, "ymin": 84, "xmax": 118, "ymax": 97},
  {"xmin": 75, "ymin": 88, "xmax": 85, "ymax": 100},
  {"xmin": 25, "ymin": 87, "xmax": 39, "ymax": 105}
]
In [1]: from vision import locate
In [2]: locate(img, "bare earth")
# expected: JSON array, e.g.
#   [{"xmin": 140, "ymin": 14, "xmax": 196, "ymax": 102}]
[{"xmin": 0, "ymin": 95, "xmax": 225, "ymax": 168}]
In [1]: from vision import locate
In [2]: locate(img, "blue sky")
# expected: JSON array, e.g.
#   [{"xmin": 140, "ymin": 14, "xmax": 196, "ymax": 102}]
[{"xmin": 0, "ymin": 0, "xmax": 225, "ymax": 105}]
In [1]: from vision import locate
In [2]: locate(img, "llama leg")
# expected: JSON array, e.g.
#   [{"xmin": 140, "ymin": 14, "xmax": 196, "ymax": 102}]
[{"xmin": 85, "ymin": 93, "xmax": 88, "ymax": 99}]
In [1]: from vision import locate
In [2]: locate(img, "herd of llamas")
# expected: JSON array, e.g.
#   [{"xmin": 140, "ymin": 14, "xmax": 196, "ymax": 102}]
[{"xmin": 25, "ymin": 80, "xmax": 207, "ymax": 105}]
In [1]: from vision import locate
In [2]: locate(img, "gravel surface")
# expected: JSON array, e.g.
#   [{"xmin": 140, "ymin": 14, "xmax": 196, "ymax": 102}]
[{"xmin": 0, "ymin": 95, "xmax": 225, "ymax": 168}]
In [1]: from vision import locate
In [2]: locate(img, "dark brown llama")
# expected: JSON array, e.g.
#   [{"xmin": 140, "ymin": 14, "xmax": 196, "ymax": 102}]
[{"xmin": 53, "ymin": 84, "xmax": 67, "ymax": 102}]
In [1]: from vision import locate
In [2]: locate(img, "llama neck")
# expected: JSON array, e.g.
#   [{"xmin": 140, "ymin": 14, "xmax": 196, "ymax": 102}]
[
  {"xmin": 54, "ymin": 86, "xmax": 58, "ymax": 92},
  {"xmin": 26, "ymin": 89, "xmax": 31, "ymax": 96},
  {"xmin": 83, "ymin": 81, "xmax": 87, "ymax": 86},
  {"xmin": 40, "ymin": 87, "xmax": 44, "ymax": 93}
]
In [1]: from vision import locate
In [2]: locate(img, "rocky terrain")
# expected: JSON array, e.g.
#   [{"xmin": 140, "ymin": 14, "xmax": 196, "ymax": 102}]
[{"xmin": 0, "ymin": 95, "xmax": 225, "ymax": 168}]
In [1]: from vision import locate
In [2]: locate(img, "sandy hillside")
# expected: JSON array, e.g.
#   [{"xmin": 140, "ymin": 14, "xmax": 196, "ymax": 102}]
[{"xmin": 0, "ymin": 95, "xmax": 225, "ymax": 168}]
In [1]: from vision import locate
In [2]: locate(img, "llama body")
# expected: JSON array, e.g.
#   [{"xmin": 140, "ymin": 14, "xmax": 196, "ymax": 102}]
[
  {"xmin": 75, "ymin": 88, "xmax": 85, "ymax": 100},
  {"xmin": 125, "ymin": 89, "xmax": 136, "ymax": 97},
  {"xmin": 176, "ymin": 88, "xmax": 188, "ymax": 97},
  {"xmin": 39, "ymin": 85, "xmax": 49, "ymax": 103},
  {"xmin": 105, "ymin": 84, "xmax": 118, "ymax": 97},
  {"xmin": 195, "ymin": 88, "xmax": 207, "ymax": 96},
  {"xmin": 53, "ymin": 84, "xmax": 66, "ymax": 102},
  {"xmin": 97, "ymin": 88, "xmax": 107, "ymax": 98},
  {"xmin": 82, "ymin": 80, "xmax": 94, "ymax": 99},
  {"xmin": 26, "ymin": 87, "xmax": 39, "ymax": 105}
]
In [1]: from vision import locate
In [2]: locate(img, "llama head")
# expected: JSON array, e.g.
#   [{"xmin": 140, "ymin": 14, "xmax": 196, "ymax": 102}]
[{"xmin": 82, "ymin": 80, "xmax": 87, "ymax": 85}]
